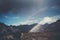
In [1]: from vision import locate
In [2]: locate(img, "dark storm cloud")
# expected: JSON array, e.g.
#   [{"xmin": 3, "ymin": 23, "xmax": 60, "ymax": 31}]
[
  {"xmin": 49, "ymin": 0, "xmax": 60, "ymax": 8},
  {"xmin": 47, "ymin": 0, "xmax": 60, "ymax": 15},
  {"xmin": 53, "ymin": 0, "xmax": 60, "ymax": 14},
  {"xmin": 0, "ymin": 0, "xmax": 60, "ymax": 15},
  {"xmin": 0, "ymin": 0, "xmax": 32, "ymax": 14}
]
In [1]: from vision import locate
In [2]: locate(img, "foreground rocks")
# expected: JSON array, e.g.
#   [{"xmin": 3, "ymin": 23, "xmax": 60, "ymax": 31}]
[{"xmin": 21, "ymin": 32, "xmax": 60, "ymax": 40}]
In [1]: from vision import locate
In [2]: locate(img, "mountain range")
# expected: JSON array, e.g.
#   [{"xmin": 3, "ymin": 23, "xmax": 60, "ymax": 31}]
[
  {"xmin": 0, "ymin": 19, "xmax": 60, "ymax": 40},
  {"xmin": 0, "ymin": 22, "xmax": 37, "ymax": 40}
]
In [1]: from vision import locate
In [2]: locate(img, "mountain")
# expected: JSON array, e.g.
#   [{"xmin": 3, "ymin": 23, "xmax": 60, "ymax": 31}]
[
  {"xmin": 39, "ymin": 23, "xmax": 49, "ymax": 32},
  {"xmin": 17, "ymin": 23, "xmax": 37, "ymax": 32},
  {"xmin": 0, "ymin": 22, "xmax": 37, "ymax": 40},
  {"xmin": 29, "ymin": 19, "xmax": 60, "ymax": 40},
  {"xmin": 0, "ymin": 19, "xmax": 60, "ymax": 40},
  {"xmin": 43, "ymin": 19, "xmax": 60, "ymax": 32},
  {"xmin": 30, "ymin": 19, "xmax": 60, "ymax": 32}
]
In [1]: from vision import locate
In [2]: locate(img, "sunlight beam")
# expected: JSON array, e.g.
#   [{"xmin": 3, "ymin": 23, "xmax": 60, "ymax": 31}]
[
  {"xmin": 25, "ymin": 7, "xmax": 48, "ymax": 21},
  {"xmin": 29, "ymin": 17, "xmax": 57, "ymax": 32}
]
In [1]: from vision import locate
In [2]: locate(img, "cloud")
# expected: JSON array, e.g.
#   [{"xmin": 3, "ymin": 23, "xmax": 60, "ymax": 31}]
[
  {"xmin": 20, "ymin": 20, "xmax": 39, "ymax": 25},
  {"xmin": 29, "ymin": 16, "xmax": 58, "ymax": 32},
  {"xmin": 4, "ymin": 16, "xmax": 9, "ymax": 18},
  {"xmin": 0, "ymin": 0, "xmax": 47, "ymax": 14},
  {"xmin": 52, "ymin": 15, "xmax": 60, "ymax": 19},
  {"xmin": 40, "ymin": 17, "xmax": 57, "ymax": 25},
  {"xmin": 7, "ymin": 15, "xmax": 60, "ymax": 26},
  {"xmin": 51, "ymin": 6, "xmax": 59, "ymax": 10},
  {"xmin": 12, "ymin": 17, "xmax": 20, "ymax": 19},
  {"xmin": 0, "ymin": 0, "xmax": 60, "ymax": 16},
  {"xmin": 0, "ymin": 0, "xmax": 33, "ymax": 14},
  {"xmin": 4, "ymin": 16, "xmax": 20, "ymax": 19},
  {"xmin": 25, "ymin": 7, "xmax": 48, "ymax": 22},
  {"xmin": 19, "ymin": 15, "xmax": 60, "ymax": 25}
]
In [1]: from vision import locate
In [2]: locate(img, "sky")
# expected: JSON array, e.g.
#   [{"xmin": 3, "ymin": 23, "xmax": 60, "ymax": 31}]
[{"xmin": 0, "ymin": 0, "xmax": 60, "ymax": 25}]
